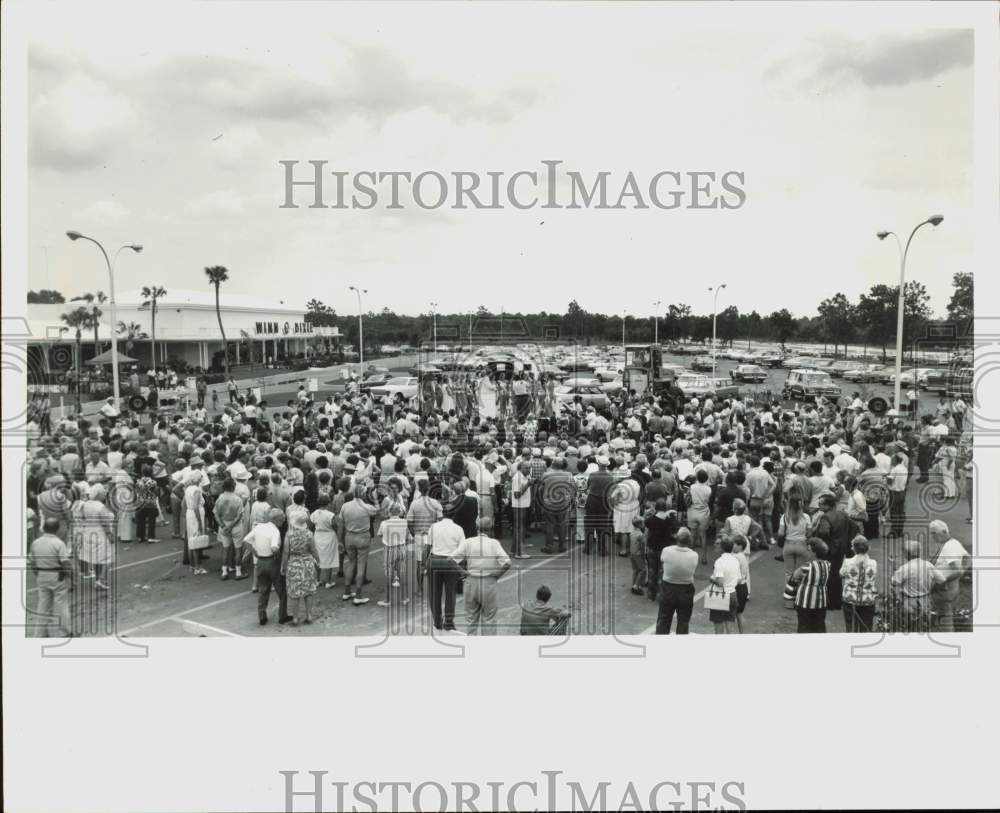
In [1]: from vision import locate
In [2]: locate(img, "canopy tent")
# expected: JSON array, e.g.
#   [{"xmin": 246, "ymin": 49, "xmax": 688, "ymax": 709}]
[{"xmin": 85, "ymin": 348, "xmax": 139, "ymax": 366}]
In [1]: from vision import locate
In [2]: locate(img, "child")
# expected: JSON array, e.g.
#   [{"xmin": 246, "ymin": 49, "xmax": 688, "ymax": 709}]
[
  {"xmin": 211, "ymin": 389, "xmax": 220, "ymax": 412},
  {"xmin": 733, "ymin": 535, "xmax": 750, "ymax": 634},
  {"xmin": 629, "ymin": 515, "xmax": 647, "ymax": 596}
]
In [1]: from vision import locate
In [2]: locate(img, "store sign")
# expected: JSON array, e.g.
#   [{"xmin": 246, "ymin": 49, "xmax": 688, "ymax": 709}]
[{"xmin": 254, "ymin": 321, "xmax": 314, "ymax": 336}]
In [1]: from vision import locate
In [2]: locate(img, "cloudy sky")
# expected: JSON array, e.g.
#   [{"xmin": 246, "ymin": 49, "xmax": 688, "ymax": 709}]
[{"xmin": 26, "ymin": 4, "xmax": 974, "ymax": 320}]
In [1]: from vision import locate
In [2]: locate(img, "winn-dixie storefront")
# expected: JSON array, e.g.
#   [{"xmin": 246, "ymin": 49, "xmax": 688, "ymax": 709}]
[{"xmin": 25, "ymin": 291, "xmax": 338, "ymax": 393}]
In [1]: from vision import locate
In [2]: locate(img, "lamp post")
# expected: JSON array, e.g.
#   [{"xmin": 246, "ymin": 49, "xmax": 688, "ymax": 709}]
[
  {"xmin": 66, "ymin": 231, "xmax": 142, "ymax": 409},
  {"xmin": 708, "ymin": 283, "xmax": 727, "ymax": 377},
  {"xmin": 652, "ymin": 300, "xmax": 662, "ymax": 346},
  {"xmin": 348, "ymin": 286, "xmax": 367, "ymax": 378},
  {"xmin": 430, "ymin": 301, "xmax": 438, "ymax": 353},
  {"xmin": 877, "ymin": 215, "xmax": 943, "ymax": 412},
  {"xmin": 621, "ymin": 311, "xmax": 627, "ymax": 350}
]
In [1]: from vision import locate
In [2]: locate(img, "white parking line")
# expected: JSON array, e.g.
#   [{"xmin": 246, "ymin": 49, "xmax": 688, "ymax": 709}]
[
  {"xmin": 173, "ymin": 618, "xmax": 244, "ymax": 637},
  {"xmin": 27, "ymin": 547, "xmax": 186, "ymax": 595},
  {"xmin": 117, "ymin": 547, "xmax": 387, "ymax": 637}
]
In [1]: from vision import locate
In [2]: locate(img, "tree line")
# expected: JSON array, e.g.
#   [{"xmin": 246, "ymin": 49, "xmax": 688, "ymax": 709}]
[{"xmin": 305, "ymin": 272, "xmax": 972, "ymax": 358}]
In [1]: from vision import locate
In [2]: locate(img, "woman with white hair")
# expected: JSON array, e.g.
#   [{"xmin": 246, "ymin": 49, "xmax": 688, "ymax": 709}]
[
  {"xmin": 281, "ymin": 511, "xmax": 320, "ymax": 625},
  {"xmin": 74, "ymin": 483, "xmax": 115, "ymax": 591},
  {"xmin": 184, "ymin": 471, "xmax": 208, "ymax": 575}
]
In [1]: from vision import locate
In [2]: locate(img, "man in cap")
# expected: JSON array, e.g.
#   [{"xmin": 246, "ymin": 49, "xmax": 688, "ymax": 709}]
[{"xmin": 27, "ymin": 517, "xmax": 73, "ymax": 637}]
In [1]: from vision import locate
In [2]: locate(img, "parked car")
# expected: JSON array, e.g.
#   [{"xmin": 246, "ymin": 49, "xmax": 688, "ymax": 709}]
[
  {"xmin": 676, "ymin": 374, "xmax": 740, "ymax": 400},
  {"xmin": 600, "ymin": 377, "xmax": 624, "ymax": 394},
  {"xmin": 729, "ymin": 364, "xmax": 767, "ymax": 383},
  {"xmin": 593, "ymin": 366, "xmax": 622, "ymax": 382},
  {"xmin": 782, "ymin": 369, "xmax": 842, "ymax": 401},
  {"xmin": 691, "ymin": 355, "xmax": 715, "ymax": 372},
  {"xmin": 946, "ymin": 366, "xmax": 973, "ymax": 400},
  {"xmin": 826, "ymin": 360, "xmax": 857, "ymax": 378},
  {"xmin": 359, "ymin": 372, "xmax": 393, "ymax": 391},
  {"xmin": 370, "ymin": 376, "xmax": 420, "ymax": 404},
  {"xmin": 922, "ymin": 368, "xmax": 951, "ymax": 395},
  {"xmin": 781, "ymin": 355, "xmax": 813, "ymax": 369},
  {"xmin": 888, "ymin": 368, "xmax": 936, "ymax": 388},
  {"xmin": 841, "ymin": 365, "xmax": 886, "ymax": 383},
  {"xmin": 752, "ymin": 352, "xmax": 785, "ymax": 368},
  {"xmin": 561, "ymin": 375, "xmax": 602, "ymax": 389},
  {"xmin": 555, "ymin": 385, "xmax": 609, "ymax": 410}
]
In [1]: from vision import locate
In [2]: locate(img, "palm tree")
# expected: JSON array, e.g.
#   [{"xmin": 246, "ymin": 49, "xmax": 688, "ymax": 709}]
[
  {"xmin": 71, "ymin": 291, "xmax": 108, "ymax": 355},
  {"xmin": 204, "ymin": 265, "xmax": 230, "ymax": 375},
  {"xmin": 141, "ymin": 285, "xmax": 167, "ymax": 371},
  {"xmin": 61, "ymin": 307, "xmax": 92, "ymax": 410},
  {"xmin": 116, "ymin": 321, "xmax": 148, "ymax": 356}
]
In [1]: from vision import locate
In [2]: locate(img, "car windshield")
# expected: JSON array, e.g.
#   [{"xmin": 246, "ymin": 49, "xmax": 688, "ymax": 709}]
[{"xmin": 802, "ymin": 373, "xmax": 832, "ymax": 385}]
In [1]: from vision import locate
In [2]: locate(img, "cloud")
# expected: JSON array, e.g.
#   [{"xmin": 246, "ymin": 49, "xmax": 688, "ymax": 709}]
[
  {"xmin": 153, "ymin": 44, "xmax": 538, "ymax": 129},
  {"xmin": 818, "ymin": 30, "xmax": 973, "ymax": 87},
  {"xmin": 765, "ymin": 30, "xmax": 973, "ymax": 90},
  {"xmin": 29, "ymin": 75, "xmax": 135, "ymax": 170}
]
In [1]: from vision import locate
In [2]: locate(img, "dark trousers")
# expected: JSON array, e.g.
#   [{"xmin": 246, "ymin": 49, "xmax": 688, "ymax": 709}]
[
  {"xmin": 796, "ymin": 607, "xmax": 827, "ymax": 633},
  {"xmin": 863, "ymin": 507, "xmax": 881, "ymax": 540},
  {"xmin": 826, "ymin": 552, "xmax": 844, "ymax": 610},
  {"xmin": 889, "ymin": 490, "xmax": 906, "ymax": 536},
  {"xmin": 917, "ymin": 445, "xmax": 933, "ymax": 479},
  {"xmin": 584, "ymin": 507, "xmax": 611, "ymax": 553},
  {"xmin": 645, "ymin": 549, "xmax": 663, "ymax": 600},
  {"xmin": 543, "ymin": 510, "xmax": 570, "ymax": 551},
  {"xmin": 204, "ymin": 494, "xmax": 218, "ymax": 532},
  {"xmin": 429, "ymin": 554, "xmax": 460, "ymax": 629},
  {"xmin": 136, "ymin": 504, "xmax": 158, "ymax": 542},
  {"xmin": 656, "ymin": 582, "xmax": 695, "ymax": 634},
  {"xmin": 843, "ymin": 603, "xmax": 875, "ymax": 633},
  {"xmin": 256, "ymin": 557, "xmax": 287, "ymax": 620}
]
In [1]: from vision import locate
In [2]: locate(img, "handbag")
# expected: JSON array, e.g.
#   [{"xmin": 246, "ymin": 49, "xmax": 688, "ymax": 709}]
[
  {"xmin": 188, "ymin": 533, "xmax": 210, "ymax": 551},
  {"xmin": 704, "ymin": 583, "xmax": 731, "ymax": 611}
]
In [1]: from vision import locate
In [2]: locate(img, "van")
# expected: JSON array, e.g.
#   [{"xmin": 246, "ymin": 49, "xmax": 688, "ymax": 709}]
[{"xmin": 782, "ymin": 369, "xmax": 841, "ymax": 400}]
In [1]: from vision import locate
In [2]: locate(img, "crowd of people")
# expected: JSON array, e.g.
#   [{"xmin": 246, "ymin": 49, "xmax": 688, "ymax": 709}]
[{"xmin": 23, "ymin": 364, "xmax": 973, "ymax": 638}]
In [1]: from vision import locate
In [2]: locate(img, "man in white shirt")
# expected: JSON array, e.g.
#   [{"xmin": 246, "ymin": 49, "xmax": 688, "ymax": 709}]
[
  {"xmin": 929, "ymin": 519, "xmax": 970, "ymax": 632},
  {"xmin": 450, "ymin": 517, "xmax": 511, "ymax": 635},
  {"xmin": 835, "ymin": 450, "xmax": 860, "ymax": 477},
  {"xmin": 427, "ymin": 507, "xmax": 467, "ymax": 631},
  {"xmin": 242, "ymin": 508, "xmax": 289, "ymax": 625},
  {"xmin": 509, "ymin": 461, "xmax": 532, "ymax": 559},
  {"xmin": 98, "ymin": 397, "xmax": 120, "ymax": 421}
]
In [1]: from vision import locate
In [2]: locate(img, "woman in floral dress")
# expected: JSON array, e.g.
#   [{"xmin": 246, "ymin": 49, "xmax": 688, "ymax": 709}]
[{"xmin": 281, "ymin": 512, "xmax": 320, "ymax": 625}]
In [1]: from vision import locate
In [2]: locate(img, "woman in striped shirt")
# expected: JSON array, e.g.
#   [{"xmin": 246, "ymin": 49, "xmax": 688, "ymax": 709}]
[{"xmin": 790, "ymin": 538, "xmax": 830, "ymax": 633}]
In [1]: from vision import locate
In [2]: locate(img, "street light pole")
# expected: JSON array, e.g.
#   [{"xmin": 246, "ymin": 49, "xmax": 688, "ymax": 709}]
[
  {"xmin": 621, "ymin": 311, "xmax": 626, "ymax": 350},
  {"xmin": 709, "ymin": 283, "xmax": 727, "ymax": 378},
  {"xmin": 430, "ymin": 302, "xmax": 438, "ymax": 353},
  {"xmin": 652, "ymin": 300, "xmax": 662, "ymax": 346},
  {"xmin": 66, "ymin": 231, "xmax": 142, "ymax": 409},
  {"xmin": 877, "ymin": 215, "xmax": 943, "ymax": 412},
  {"xmin": 348, "ymin": 286, "xmax": 367, "ymax": 378}
]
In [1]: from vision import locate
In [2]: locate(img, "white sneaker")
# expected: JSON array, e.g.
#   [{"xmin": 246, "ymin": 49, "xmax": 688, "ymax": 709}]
[
  {"xmin": 341, "ymin": 593, "xmax": 356, "ymax": 601},
  {"xmin": 353, "ymin": 596, "xmax": 370, "ymax": 606},
  {"xmin": 377, "ymin": 600, "xmax": 391, "ymax": 607}
]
